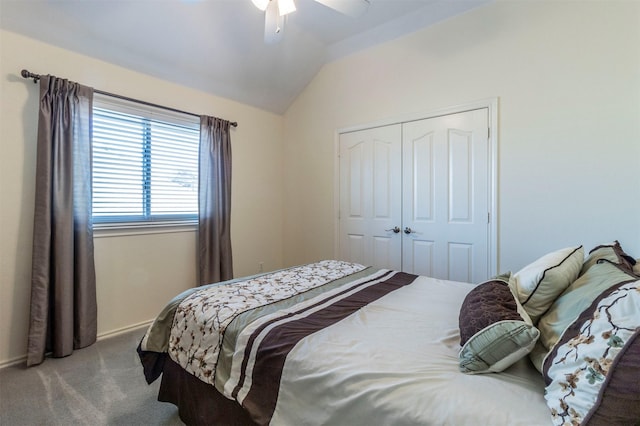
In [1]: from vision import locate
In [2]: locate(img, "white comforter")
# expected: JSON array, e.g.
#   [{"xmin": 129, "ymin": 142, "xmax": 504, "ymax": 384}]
[{"xmin": 269, "ymin": 275, "xmax": 551, "ymax": 425}]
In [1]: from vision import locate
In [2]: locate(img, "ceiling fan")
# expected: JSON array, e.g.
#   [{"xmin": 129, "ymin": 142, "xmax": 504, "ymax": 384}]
[{"xmin": 252, "ymin": 0, "xmax": 371, "ymax": 44}]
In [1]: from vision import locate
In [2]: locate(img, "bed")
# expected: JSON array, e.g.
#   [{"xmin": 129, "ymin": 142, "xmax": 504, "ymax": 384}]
[{"xmin": 138, "ymin": 243, "xmax": 640, "ymax": 426}]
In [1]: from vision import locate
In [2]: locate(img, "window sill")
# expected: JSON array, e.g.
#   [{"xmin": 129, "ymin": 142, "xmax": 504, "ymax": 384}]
[{"xmin": 93, "ymin": 220, "xmax": 197, "ymax": 238}]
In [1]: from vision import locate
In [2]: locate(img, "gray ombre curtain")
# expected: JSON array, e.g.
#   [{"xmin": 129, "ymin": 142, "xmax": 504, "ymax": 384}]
[
  {"xmin": 27, "ymin": 76, "xmax": 97, "ymax": 366},
  {"xmin": 198, "ymin": 116, "xmax": 233, "ymax": 285}
]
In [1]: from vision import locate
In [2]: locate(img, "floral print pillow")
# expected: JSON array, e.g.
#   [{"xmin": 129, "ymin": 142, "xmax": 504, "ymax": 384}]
[{"xmin": 543, "ymin": 279, "xmax": 640, "ymax": 425}]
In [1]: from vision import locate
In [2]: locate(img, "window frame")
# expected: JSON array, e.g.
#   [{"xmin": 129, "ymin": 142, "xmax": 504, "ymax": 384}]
[{"xmin": 91, "ymin": 94, "xmax": 200, "ymax": 233}]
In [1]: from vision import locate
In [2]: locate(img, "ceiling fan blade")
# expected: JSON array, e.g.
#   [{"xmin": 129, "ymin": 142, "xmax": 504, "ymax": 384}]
[
  {"xmin": 264, "ymin": 1, "xmax": 284, "ymax": 44},
  {"xmin": 313, "ymin": 0, "xmax": 370, "ymax": 17}
]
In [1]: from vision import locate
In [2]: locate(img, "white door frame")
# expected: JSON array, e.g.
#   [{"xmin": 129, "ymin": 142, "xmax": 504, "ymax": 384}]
[{"xmin": 333, "ymin": 97, "xmax": 499, "ymax": 278}]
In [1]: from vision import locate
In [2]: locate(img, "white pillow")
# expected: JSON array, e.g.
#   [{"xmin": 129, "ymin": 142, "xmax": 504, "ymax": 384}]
[{"xmin": 511, "ymin": 246, "xmax": 584, "ymax": 324}]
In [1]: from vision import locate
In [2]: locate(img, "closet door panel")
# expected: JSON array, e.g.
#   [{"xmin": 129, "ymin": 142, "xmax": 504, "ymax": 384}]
[
  {"xmin": 345, "ymin": 234, "xmax": 366, "ymax": 266},
  {"xmin": 339, "ymin": 125, "xmax": 402, "ymax": 271},
  {"xmin": 409, "ymin": 131, "xmax": 435, "ymax": 222},
  {"xmin": 408, "ymin": 239, "xmax": 435, "ymax": 277},
  {"xmin": 448, "ymin": 242, "xmax": 473, "ymax": 283},
  {"xmin": 448, "ymin": 130, "xmax": 472, "ymax": 223},
  {"xmin": 402, "ymin": 109, "xmax": 489, "ymax": 282}
]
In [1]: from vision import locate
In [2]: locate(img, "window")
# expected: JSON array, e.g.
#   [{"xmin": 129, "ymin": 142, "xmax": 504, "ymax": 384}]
[{"xmin": 92, "ymin": 95, "xmax": 199, "ymax": 228}]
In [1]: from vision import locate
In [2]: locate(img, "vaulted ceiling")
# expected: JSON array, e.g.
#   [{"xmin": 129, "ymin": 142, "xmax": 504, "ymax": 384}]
[{"xmin": 1, "ymin": 0, "xmax": 490, "ymax": 113}]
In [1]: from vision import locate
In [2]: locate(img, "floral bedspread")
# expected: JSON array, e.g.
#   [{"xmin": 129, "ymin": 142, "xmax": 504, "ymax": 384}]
[{"xmin": 167, "ymin": 260, "xmax": 366, "ymax": 385}]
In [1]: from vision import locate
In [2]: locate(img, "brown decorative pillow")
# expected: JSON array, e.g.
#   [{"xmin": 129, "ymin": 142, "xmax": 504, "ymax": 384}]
[{"xmin": 458, "ymin": 279, "xmax": 540, "ymax": 374}]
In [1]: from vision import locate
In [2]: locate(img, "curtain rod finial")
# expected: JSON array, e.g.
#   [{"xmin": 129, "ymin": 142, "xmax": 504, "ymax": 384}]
[{"xmin": 21, "ymin": 69, "xmax": 40, "ymax": 83}]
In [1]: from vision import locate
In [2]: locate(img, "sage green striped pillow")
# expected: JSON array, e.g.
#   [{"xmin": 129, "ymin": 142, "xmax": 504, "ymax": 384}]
[{"xmin": 459, "ymin": 279, "xmax": 540, "ymax": 374}]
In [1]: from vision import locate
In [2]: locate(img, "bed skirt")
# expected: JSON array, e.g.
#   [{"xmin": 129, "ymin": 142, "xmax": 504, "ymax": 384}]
[{"xmin": 158, "ymin": 356, "xmax": 257, "ymax": 426}]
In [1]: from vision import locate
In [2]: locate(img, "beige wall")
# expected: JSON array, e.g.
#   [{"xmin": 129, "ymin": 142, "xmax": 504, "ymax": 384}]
[
  {"xmin": 0, "ymin": 30, "xmax": 285, "ymax": 365},
  {"xmin": 283, "ymin": 1, "xmax": 640, "ymax": 270},
  {"xmin": 3, "ymin": 1, "xmax": 640, "ymax": 367}
]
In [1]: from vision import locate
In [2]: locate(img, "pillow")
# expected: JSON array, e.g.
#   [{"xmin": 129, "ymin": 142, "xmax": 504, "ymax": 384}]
[
  {"xmin": 529, "ymin": 261, "xmax": 638, "ymax": 372},
  {"xmin": 511, "ymin": 246, "xmax": 584, "ymax": 324},
  {"xmin": 543, "ymin": 278, "xmax": 640, "ymax": 425},
  {"xmin": 580, "ymin": 240, "xmax": 637, "ymax": 276},
  {"xmin": 458, "ymin": 279, "xmax": 540, "ymax": 374}
]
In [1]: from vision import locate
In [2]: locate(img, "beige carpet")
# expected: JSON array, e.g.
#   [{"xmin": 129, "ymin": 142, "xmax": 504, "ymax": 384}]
[{"xmin": 0, "ymin": 328, "xmax": 184, "ymax": 426}]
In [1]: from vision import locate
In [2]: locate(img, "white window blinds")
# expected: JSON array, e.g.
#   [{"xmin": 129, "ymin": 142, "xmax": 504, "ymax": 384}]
[{"xmin": 92, "ymin": 95, "xmax": 199, "ymax": 226}]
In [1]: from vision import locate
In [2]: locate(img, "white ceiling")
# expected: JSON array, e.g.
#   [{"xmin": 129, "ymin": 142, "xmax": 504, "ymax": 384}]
[{"xmin": 1, "ymin": 0, "xmax": 489, "ymax": 114}]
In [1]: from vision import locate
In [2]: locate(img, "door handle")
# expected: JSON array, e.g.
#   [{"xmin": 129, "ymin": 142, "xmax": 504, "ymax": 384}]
[
  {"xmin": 385, "ymin": 226, "xmax": 401, "ymax": 234},
  {"xmin": 404, "ymin": 227, "xmax": 415, "ymax": 234}
]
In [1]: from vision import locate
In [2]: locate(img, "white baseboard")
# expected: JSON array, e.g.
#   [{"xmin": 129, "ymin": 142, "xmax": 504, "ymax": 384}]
[
  {"xmin": 96, "ymin": 319, "xmax": 153, "ymax": 341},
  {"xmin": 0, "ymin": 319, "xmax": 154, "ymax": 370},
  {"xmin": 0, "ymin": 354, "xmax": 28, "ymax": 370}
]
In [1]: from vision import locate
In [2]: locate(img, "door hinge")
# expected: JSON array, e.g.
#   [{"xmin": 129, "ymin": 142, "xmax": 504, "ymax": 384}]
[
  {"xmin": 487, "ymin": 127, "xmax": 490, "ymax": 139},
  {"xmin": 487, "ymin": 212, "xmax": 490, "ymax": 224}
]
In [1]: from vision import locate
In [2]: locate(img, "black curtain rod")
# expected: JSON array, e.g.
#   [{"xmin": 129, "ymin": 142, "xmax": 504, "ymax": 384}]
[{"xmin": 20, "ymin": 69, "xmax": 238, "ymax": 128}]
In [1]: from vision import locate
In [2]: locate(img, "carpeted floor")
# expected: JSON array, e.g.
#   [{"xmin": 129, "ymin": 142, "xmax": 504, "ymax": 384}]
[{"xmin": 0, "ymin": 328, "xmax": 184, "ymax": 426}]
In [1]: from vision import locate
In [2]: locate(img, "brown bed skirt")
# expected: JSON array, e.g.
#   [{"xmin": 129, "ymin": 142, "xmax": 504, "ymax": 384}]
[{"xmin": 158, "ymin": 356, "xmax": 258, "ymax": 426}]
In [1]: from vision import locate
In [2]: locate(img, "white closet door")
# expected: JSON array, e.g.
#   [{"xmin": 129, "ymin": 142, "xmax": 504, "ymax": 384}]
[
  {"xmin": 339, "ymin": 125, "xmax": 402, "ymax": 270},
  {"xmin": 401, "ymin": 108, "xmax": 489, "ymax": 282}
]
